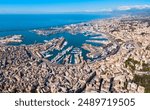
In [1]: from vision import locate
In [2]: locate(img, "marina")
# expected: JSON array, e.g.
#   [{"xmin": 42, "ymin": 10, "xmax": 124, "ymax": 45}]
[
  {"xmin": 0, "ymin": 0, "xmax": 150, "ymax": 94},
  {"xmin": 0, "ymin": 26, "xmax": 113, "ymax": 65},
  {"xmin": 0, "ymin": 14, "xmax": 149, "ymax": 93},
  {"xmin": 21, "ymin": 27, "xmax": 112, "ymax": 65}
]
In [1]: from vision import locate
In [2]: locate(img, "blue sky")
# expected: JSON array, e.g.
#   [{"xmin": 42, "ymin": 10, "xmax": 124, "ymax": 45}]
[{"xmin": 0, "ymin": 0, "xmax": 150, "ymax": 13}]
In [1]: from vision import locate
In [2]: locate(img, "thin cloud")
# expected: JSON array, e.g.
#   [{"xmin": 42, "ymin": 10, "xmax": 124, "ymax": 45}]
[
  {"xmin": 118, "ymin": 5, "xmax": 150, "ymax": 10},
  {"xmin": 83, "ymin": 8, "xmax": 112, "ymax": 12}
]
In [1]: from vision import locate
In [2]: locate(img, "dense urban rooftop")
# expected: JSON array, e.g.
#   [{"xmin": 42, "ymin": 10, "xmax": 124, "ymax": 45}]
[{"xmin": 0, "ymin": 15, "xmax": 150, "ymax": 93}]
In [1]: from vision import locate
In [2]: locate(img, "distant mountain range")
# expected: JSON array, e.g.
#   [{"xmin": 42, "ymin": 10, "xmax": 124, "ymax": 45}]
[
  {"xmin": 75, "ymin": 8, "xmax": 150, "ymax": 16},
  {"xmin": 111, "ymin": 8, "xmax": 150, "ymax": 16}
]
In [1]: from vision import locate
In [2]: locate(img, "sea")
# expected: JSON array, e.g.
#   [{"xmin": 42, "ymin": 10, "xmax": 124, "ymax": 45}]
[
  {"xmin": 0, "ymin": 14, "xmax": 111, "ymax": 45},
  {"xmin": 0, "ymin": 14, "xmax": 112, "ymax": 63}
]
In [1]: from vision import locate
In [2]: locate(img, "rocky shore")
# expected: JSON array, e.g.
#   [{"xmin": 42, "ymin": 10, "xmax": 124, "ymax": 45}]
[{"xmin": 0, "ymin": 16, "xmax": 149, "ymax": 93}]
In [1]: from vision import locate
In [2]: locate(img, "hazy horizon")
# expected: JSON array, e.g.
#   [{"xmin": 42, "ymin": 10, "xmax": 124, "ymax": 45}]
[{"xmin": 0, "ymin": 0, "xmax": 150, "ymax": 14}]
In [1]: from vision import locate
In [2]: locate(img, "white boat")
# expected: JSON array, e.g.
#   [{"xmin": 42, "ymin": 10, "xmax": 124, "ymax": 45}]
[{"xmin": 44, "ymin": 40, "xmax": 49, "ymax": 43}]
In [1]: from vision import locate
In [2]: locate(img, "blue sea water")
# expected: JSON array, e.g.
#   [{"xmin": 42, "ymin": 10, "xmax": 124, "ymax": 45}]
[
  {"xmin": 0, "ymin": 14, "xmax": 110, "ymax": 31},
  {"xmin": 0, "ymin": 14, "xmax": 111, "ymax": 44},
  {"xmin": 0, "ymin": 14, "xmax": 111, "ymax": 63}
]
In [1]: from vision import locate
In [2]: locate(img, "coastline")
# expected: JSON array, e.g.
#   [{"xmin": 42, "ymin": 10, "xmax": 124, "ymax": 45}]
[{"xmin": 0, "ymin": 15, "xmax": 149, "ymax": 93}]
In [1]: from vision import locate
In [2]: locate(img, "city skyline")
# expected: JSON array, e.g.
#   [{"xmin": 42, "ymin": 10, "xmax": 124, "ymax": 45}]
[{"xmin": 0, "ymin": 0, "xmax": 150, "ymax": 13}]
